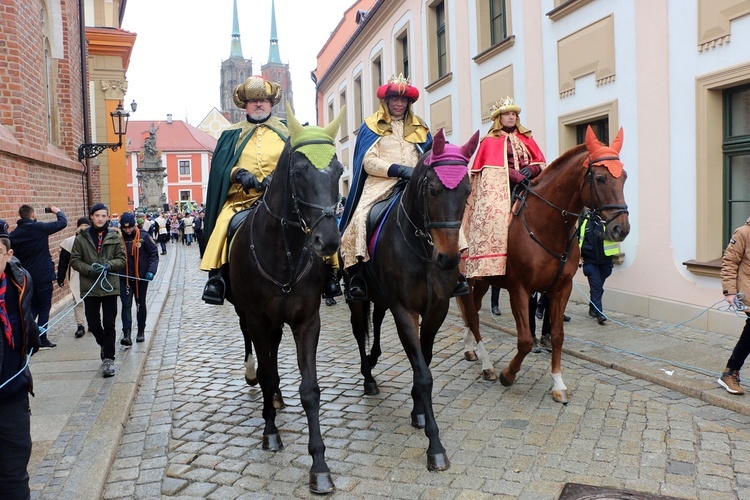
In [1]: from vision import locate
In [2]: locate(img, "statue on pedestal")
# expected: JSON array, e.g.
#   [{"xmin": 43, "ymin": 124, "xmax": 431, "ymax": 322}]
[{"xmin": 136, "ymin": 123, "xmax": 167, "ymax": 212}]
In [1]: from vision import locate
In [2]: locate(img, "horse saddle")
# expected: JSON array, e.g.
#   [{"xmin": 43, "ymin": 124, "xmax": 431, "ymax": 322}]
[
  {"xmin": 225, "ymin": 207, "xmax": 253, "ymax": 262},
  {"xmin": 366, "ymin": 185, "xmax": 403, "ymax": 259}
]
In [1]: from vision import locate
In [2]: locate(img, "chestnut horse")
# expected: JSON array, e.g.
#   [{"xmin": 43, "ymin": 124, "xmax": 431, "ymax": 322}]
[
  {"xmin": 346, "ymin": 129, "xmax": 479, "ymax": 472},
  {"xmin": 227, "ymin": 105, "xmax": 344, "ymax": 494},
  {"xmin": 457, "ymin": 126, "xmax": 630, "ymax": 403}
]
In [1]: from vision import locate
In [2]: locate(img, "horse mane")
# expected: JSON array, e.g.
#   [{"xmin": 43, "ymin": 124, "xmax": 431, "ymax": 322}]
[{"xmin": 533, "ymin": 143, "xmax": 587, "ymax": 183}]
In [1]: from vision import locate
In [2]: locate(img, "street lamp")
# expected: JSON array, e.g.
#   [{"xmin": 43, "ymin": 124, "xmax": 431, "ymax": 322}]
[{"xmin": 77, "ymin": 102, "xmax": 131, "ymax": 161}]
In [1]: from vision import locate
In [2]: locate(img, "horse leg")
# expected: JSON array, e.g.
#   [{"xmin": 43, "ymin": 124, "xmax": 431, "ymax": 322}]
[
  {"xmin": 456, "ymin": 287, "xmax": 496, "ymax": 381},
  {"xmin": 237, "ymin": 313, "xmax": 258, "ymax": 386},
  {"xmin": 250, "ymin": 324, "xmax": 283, "ymax": 452},
  {"xmin": 349, "ymin": 300, "xmax": 378, "ymax": 395},
  {"xmin": 548, "ymin": 288, "xmax": 572, "ymax": 404},
  {"xmin": 499, "ymin": 289, "xmax": 534, "ymax": 387},
  {"xmin": 367, "ymin": 304, "xmax": 385, "ymax": 369},
  {"xmin": 394, "ymin": 307, "xmax": 449, "ymax": 472},
  {"xmin": 291, "ymin": 316, "xmax": 335, "ymax": 494}
]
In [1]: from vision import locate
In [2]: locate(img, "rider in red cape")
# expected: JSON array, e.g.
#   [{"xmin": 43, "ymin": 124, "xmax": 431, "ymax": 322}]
[{"xmin": 461, "ymin": 96, "xmax": 546, "ymax": 278}]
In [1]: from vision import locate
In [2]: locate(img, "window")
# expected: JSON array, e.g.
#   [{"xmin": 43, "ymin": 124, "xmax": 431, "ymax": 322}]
[
  {"xmin": 490, "ymin": 0, "xmax": 507, "ymax": 45},
  {"xmin": 353, "ymin": 74, "xmax": 363, "ymax": 129},
  {"xmin": 428, "ymin": 1, "xmax": 449, "ymax": 84},
  {"xmin": 576, "ymin": 118, "xmax": 609, "ymax": 145},
  {"xmin": 179, "ymin": 190, "xmax": 192, "ymax": 201},
  {"xmin": 475, "ymin": 0, "xmax": 513, "ymax": 60},
  {"xmin": 371, "ymin": 53, "xmax": 383, "ymax": 112},
  {"xmin": 179, "ymin": 160, "xmax": 191, "ymax": 176},
  {"xmin": 339, "ymin": 89, "xmax": 348, "ymax": 138},
  {"xmin": 724, "ymin": 84, "xmax": 750, "ymax": 244},
  {"xmin": 395, "ymin": 30, "xmax": 409, "ymax": 79}
]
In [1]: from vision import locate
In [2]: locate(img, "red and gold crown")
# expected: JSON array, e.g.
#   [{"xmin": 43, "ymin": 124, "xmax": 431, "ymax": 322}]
[{"xmin": 377, "ymin": 74, "xmax": 419, "ymax": 102}]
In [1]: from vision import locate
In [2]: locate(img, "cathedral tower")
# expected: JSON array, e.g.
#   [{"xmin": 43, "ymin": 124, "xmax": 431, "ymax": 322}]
[
  {"xmin": 261, "ymin": 0, "xmax": 293, "ymax": 120},
  {"xmin": 220, "ymin": 0, "xmax": 253, "ymax": 124}
]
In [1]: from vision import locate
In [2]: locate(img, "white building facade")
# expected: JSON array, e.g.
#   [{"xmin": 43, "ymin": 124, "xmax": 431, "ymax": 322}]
[{"xmin": 315, "ymin": 0, "xmax": 750, "ymax": 334}]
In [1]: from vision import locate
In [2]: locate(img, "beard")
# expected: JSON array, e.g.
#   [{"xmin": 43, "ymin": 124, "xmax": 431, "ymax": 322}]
[{"xmin": 249, "ymin": 109, "xmax": 271, "ymax": 121}]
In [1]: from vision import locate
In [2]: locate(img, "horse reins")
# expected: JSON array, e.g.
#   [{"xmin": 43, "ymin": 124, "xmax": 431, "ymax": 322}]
[
  {"xmin": 395, "ymin": 158, "xmax": 467, "ymax": 314},
  {"xmin": 248, "ymin": 139, "xmax": 340, "ymax": 306},
  {"xmin": 513, "ymin": 157, "xmax": 628, "ymax": 290}
]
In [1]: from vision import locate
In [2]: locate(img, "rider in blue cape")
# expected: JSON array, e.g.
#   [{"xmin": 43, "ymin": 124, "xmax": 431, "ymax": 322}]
[{"xmin": 339, "ymin": 75, "xmax": 467, "ymax": 300}]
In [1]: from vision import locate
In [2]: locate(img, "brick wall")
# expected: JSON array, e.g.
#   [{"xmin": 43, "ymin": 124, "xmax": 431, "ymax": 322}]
[{"xmin": 0, "ymin": 0, "xmax": 94, "ymax": 311}]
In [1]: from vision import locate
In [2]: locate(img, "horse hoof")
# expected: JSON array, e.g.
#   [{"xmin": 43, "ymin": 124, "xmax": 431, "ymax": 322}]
[
  {"xmin": 262, "ymin": 432, "xmax": 283, "ymax": 451},
  {"xmin": 245, "ymin": 376, "xmax": 258, "ymax": 386},
  {"xmin": 427, "ymin": 452, "xmax": 450, "ymax": 471},
  {"xmin": 364, "ymin": 382, "xmax": 380, "ymax": 396},
  {"xmin": 411, "ymin": 413, "xmax": 426, "ymax": 429},
  {"xmin": 309, "ymin": 471, "xmax": 336, "ymax": 494},
  {"xmin": 273, "ymin": 392, "xmax": 285, "ymax": 410},
  {"xmin": 464, "ymin": 350, "xmax": 478, "ymax": 361},
  {"xmin": 499, "ymin": 370, "xmax": 515, "ymax": 387},
  {"xmin": 482, "ymin": 368, "xmax": 497, "ymax": 381},
  {"xmin": 552, "ymin": 389, "xmax": 571, "ymax": 404}
]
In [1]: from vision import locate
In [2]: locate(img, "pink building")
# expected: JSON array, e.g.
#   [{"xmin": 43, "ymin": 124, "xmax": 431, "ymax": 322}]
[{"xmin": 126, "ymin": 118, "xmax": 217, "ymax": 211}]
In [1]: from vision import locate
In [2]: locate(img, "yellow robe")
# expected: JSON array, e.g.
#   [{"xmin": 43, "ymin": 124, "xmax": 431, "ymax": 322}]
[{"xmin": 200, "ymin": 123, "xmax": 287, "ymax": 271}]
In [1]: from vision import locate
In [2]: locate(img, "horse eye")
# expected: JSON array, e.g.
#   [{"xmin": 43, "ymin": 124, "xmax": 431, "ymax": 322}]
[{"xmin": 595, "ymin": 176, "xmax": 607, "ymax": 185}]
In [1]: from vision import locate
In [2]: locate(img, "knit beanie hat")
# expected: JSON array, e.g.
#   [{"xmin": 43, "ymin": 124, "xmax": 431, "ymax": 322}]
[
  {"xmin": 120, "ymin": 212, "xmax": 137, "ymax": 228},
  {"xmin": 76, "ymin": 217, "xmax": 90, "ymax": 227}
]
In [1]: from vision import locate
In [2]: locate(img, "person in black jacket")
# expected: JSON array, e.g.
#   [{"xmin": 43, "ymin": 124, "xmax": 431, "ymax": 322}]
[
  {"xmin": 9, "ymin": 205, "xmax": 67, "ymax": 349},
  {"xmin": 579, "ymin": 210, "xmax": 616, "ymax": 325},
  {"xmin": 0, "ymin": 219, "xmax": 41, "ymax": 499},
  {"xmin": 118, "ymin": 213, "xmax": 159, "ymax": 345}
]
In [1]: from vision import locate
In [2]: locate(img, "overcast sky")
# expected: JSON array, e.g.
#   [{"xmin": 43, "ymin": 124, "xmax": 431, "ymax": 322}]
[{"xmin": 122, "ymin": 0, "xmax": 354, "ymax": 127}]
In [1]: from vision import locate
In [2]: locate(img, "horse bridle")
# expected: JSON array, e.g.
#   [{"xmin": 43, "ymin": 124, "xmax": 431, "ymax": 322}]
[
  {"xmin": 248, "ymin": 138, "xmax": 341, "ymax": 294},
  {"xmin": 396, "ymin": 159, "xmax": 467, "ymax": 262},
  {"xmin": 514, "ymin": 155, "xmax": 628, "ymax": 289},
  {"xmin": 583, "ymin": 157, "xmax": 629, "ymax": 226}
]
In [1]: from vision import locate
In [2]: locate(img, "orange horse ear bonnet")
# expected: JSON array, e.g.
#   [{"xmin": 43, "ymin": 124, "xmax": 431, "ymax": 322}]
[{"xmin": 583, "ymin": 125, "xmax": 624, "ymax": 178}]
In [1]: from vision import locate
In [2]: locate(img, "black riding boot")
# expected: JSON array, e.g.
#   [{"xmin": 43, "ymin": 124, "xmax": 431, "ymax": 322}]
[
  {"xmin": 347, "ymin": 264, "xmax": 368, "ymax": 301},
  {"xmin": 120, "ymin": 329, "xmax": 132, "ymax": 346},
  {"xmin": 451, "ymin": 272, "xmax": 470, "ymax": 297},
  {"xmin": 202, "ymin": 268, "xmax": 226, "ymax": 305},
  {"xmin": 322, "ymin": 263, "xmax": 343, "ymax": 299}
]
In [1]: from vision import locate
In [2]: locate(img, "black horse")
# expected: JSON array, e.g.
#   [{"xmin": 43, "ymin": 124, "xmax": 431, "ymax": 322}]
[
  {"xmin": 228, "ymin": 104, "xmax": 344, "ymax": 494},
  {"xmin": 345, "ymin": 128, "xmax": 479, "ymax": 471}
]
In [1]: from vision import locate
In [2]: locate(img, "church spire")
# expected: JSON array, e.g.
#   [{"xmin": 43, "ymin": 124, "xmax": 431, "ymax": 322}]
[
  {"xmin": 267, "ymin": 0, "xmax": 281, "ymax": 64},
  {"xmin": 229, "ymin": 0, "xmax": 243, "ymax": 58}
]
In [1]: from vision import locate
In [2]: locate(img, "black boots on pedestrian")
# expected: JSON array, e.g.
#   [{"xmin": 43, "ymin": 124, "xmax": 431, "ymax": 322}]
[
  {"xmin": 322, "ymin": 263, "xmax": 342, "ymax": 299},
  {"xmin": 136, "ymin": 328, "xmax": 145, "ymax": 343},
  {"xmin": 75, "ymin": 324, "xmax": 85, "ymax": 338},
  {"xmin": 120, "ymin": 329, "xmax": 132, "ymax": 346},
  {"xmin": 202, "ymin": 268, "xmax": 225, "ymax": 305}
]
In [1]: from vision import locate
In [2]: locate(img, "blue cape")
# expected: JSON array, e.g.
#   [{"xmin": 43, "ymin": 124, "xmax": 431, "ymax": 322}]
[{"xmin": 338, "ymin": 124, "xmax": 432, "ymax": 232}]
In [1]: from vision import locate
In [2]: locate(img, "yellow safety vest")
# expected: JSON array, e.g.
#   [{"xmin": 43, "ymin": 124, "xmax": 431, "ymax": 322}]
[{"xmin": 579, "ymin": 219, "xmax": 619, "ymax": 256}]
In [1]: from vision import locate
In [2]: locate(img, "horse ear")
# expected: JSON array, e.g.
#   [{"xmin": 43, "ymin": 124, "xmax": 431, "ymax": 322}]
[
  {"xmin": 323, "ymin": 105, "xmax": 346, "ymax": 140},
  {"xmin": 433, "ymin": 128, "xmax": 446, "ymax": 156},
  {"xmin": 610, "ymin": 127, "xmax": 624, "ymax": 154},
  {"xmin": 585, "ymin": 125, "xmax": 603, "ymax": 154},
  {"xmin": 461, "ymin": 130, "xmax": 480, "ymax": 158},
  {"xmin": 286, "ymin": 102, "xmax": 304, "ymax": 138}
]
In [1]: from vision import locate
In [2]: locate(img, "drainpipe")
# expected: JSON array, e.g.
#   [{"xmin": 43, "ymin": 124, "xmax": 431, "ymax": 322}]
[{"xmin": 79, "ymin": 0, "xmax": 92, "ymax": 212}]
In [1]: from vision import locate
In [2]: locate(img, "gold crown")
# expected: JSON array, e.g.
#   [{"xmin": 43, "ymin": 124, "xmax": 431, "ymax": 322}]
[
  {"xmin": 387, "ymin": 73, "xmax": 411, "ymax": 86},
  {"xmin": 490, "ymin": 96, "xmax": 521, "ymax": 119}
]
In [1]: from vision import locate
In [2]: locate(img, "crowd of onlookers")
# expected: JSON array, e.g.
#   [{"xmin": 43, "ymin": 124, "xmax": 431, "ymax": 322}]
[{"xmin": 109, "ymin": 207, "xmax": 206, "ymax": 258}]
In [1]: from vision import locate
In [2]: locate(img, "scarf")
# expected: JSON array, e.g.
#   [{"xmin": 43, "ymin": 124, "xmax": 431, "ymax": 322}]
[{"xmin": 0, "ymin": 272, "xmax": 14, "ymax": 349}]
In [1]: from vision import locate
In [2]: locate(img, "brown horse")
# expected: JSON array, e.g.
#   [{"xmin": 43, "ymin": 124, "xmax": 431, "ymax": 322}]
[{"xmin": 457, "ymin": 126, "xmax": 630, "ymax": 403}]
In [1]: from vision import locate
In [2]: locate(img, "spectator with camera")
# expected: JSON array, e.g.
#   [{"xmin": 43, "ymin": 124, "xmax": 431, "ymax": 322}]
[
  {"xmin": 9, "ymin": 204, "xmax": 67, "ymax": 348},
  {"xmin": 70, "ymin": 203, "xmax": 125, "ymax": 378}
]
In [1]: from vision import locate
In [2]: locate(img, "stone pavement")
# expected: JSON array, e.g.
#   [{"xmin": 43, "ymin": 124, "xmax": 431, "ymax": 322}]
[{"xmin": 25, "ymin": 241, "xmax": 750, "ymax": 498}]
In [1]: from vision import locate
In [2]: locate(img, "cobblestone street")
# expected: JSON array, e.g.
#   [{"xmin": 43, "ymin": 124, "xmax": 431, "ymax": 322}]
[{"xmin": 102, "ymin": 244, "xmax": 750, "ymax": 499}]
